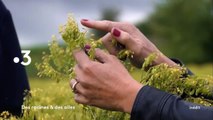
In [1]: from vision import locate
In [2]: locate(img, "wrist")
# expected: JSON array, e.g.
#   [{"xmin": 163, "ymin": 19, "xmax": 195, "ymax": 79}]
[
  {"xmin": 120, "ymin": 80, "xmax": 143, "ymax": 113},
  {"xmin": 154, "ymin": 52, "xmax": 177, "ymax": 67}
]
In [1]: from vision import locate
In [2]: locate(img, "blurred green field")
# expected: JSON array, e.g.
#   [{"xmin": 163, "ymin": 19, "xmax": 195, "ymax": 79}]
[
  {"xmin": 30, "ymin": 63, "xmax": 213, "ymax": 88},
  {"xmin": 187, "ymin": 64, "xmax": 213, "ymax": 76},
  {"xmin": 24, "ymin": 46, "xmax": 212, "ymax": 120},
  {"xmin": 21, "ymin": 79, "xmax": 90, "ymax": 120},
  {"xmin": 14, "ymin": 63, "xmax": 209, "ymax": 120},
  {"xmin": 130, "ymin": 63, "xmax": 213, "ymax": 81},
  {"xmin": 29, "ymin": 63, "xmax": 213, "ymax": 96},
  {"xmin": 22, "ymin": 78, "xmax": 130, "ymax": 120}
]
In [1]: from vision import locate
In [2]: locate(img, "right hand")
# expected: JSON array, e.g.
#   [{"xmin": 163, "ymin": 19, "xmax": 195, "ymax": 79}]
[
  {"xmin": 81, "ymin": 19, "xmax": 177, "ymax": 68},
  {"xmin": 70, "ymin": 49, "xmax": 142, "ymax": 113}
]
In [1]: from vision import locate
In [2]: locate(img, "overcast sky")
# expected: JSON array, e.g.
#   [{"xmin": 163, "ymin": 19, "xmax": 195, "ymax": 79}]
[{"xmin": 2, "ymin": 0, "xmax": 156, "ymax": 47}]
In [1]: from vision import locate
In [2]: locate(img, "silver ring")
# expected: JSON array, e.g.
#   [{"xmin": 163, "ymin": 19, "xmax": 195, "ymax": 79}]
[{"xmin": 72, "ymin": 81, "xmax": 79, "ymax": 93}]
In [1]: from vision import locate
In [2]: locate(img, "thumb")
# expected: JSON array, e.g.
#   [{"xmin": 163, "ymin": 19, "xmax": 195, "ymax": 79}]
[
  {"xmin": 94, "ymin": 49, "xmax": 110, "ymax": 63},
  {"xmin": 111, "ymin": 27, "xmax": 132, "ymax": 48}
]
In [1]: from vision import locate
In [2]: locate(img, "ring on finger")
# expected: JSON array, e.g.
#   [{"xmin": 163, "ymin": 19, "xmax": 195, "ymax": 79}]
[{"xmin": 72, "ymin": 80, "xmax": 79, "ymax": 93}]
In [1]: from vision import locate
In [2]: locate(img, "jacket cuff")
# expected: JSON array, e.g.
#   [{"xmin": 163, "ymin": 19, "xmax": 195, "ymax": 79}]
[
  {"xmin": 130, "ymin": 85, "xmax": 172, "ymax": 120},
  {"xmin": 170, "ymin": 58, "xmax": 194, "ymax": 76}
]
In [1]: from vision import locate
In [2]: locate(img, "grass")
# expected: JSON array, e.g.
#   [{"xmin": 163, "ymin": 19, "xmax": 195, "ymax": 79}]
[
  {"xmin": 1, "ymin": 64, "xmax": 211, "ymax": 120},
  {"xmin": 27, "ymin": 63, "xmax": 212, "ymax": 119},
  {"xmin": 187, "ymin": 63, "xmax": 213, "ymax": 76},
  {"xmin": 25, "ymin": 78, "xmax": 129, "ymax": 120},
  {"xmin": 23, "ymin": 79, "xmax": 78, "ymax": 120},
  {"xmin": 130, "ymin": 63, "xmax": 213, "ymax": 81}
]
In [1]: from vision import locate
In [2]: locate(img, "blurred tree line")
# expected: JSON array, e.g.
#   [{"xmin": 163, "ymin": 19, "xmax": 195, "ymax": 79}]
[
  {"xmin": 26, "ymin": 0, "xmax": 212, "ymax": 79},
  {"xmin": 91, "ymin": 8, "xmax": 119, "ymax": 38},
  {"xmin": 95, "ymin": 0, "xmax": 213, "ymax": 63},
  {"xmin": 137, "ymin": 0, "xmax": 213, "ymax": 63}
]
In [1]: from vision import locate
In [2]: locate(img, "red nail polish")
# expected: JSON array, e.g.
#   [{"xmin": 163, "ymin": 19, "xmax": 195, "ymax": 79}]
[
  {"xmin": 113, "ymin": 28, "xmax": 120, "ymax": 37},
  {"xmin": 84, "ymin": 44, "xmax": 91, "ymax": 49},
  {"xmin": 82, "ymin": 19, "xmax": 88, "ymax": 21},
  {"xmin": 84, "ymin": 44, "xmax": 91, "ymax": 55}
]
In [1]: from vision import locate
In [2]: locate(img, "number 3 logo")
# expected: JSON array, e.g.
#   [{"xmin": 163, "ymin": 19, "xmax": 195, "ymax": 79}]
[{"xmin": 21, "ymin": 50, "xmax": 31, "ymax": 66}]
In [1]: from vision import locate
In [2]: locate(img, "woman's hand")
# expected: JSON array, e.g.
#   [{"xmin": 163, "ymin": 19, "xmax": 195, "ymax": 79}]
[
  {"xmin": 81, "ymin": 19, "xmax": 177, "ymax": 68},
  {"xmin": 70, "ymin": 49, "xmax": 142, "ymax": 113}
]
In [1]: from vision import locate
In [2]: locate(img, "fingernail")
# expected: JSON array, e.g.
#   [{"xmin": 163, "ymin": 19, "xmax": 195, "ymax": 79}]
[
  {"xmin": 82, "ymin": 19, "xmax": 88, "ymax": 22},
  {"xmin": 113, "ymin": 28, "xmax": 120, "ymax": 37},
  {"xmin": 84, "ymin": 44, "xmax": 91, "ymax": 50},
  {"xmin": 84, "ymin": 44, "xmax": 91, "ymax": 55}
]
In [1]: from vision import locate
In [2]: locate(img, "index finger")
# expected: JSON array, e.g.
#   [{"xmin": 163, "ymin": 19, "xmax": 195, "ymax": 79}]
[
  {"xmin": 73, "ymin": 50, "xmax": 91, "ymax": 69},
  {"xmin": 81, "ymin": 19, "xmax": 122, "ymax": 32}
]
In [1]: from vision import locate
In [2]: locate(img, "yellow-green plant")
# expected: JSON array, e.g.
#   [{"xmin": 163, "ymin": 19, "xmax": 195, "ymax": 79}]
[{"xmin": 33, "ymin": 15, "xmax": 213, "ymax": 120}]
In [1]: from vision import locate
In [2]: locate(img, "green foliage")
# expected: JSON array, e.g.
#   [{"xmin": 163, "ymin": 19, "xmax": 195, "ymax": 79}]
[
  {"xmin": 21, "ymin": 81, "xmax": 130, "ymax": 120},
  {"xmin": 36, "ymin": 15, "xmax": 87, "ymax": 82},
  {"xmin": 137, "ymin": 0, "xmax": 213, "ymax": 63},
  {"xmin": 32, "ymin": 14, "xmax": 213, "ymax": 120},
  {"xmin": 140, "ymin": 55, "xmax": 213, "ymax": 106},
  {"xmin": 35, "ymin": 15, "xmax": 130, "ymax": 119},
  {"xmin": 24, "ymin": 46, "xmax": 49, "ymax": 78}
]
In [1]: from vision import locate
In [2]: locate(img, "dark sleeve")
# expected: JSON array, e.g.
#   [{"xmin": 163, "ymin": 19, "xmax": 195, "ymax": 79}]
[
  {"xmin": 170, "ymin": 58, "xmax": 194, "ymax": 76},
  {"xmin": 131, "ymin": 86, "xmax": 213, "ymax": 120},
  {"xmin": 130, "ymin": 58, "xmax": 212, "ymax": 120},
  {"xmin": 0, "ymin": 1, "xmax": 30, "ymax": 116}
]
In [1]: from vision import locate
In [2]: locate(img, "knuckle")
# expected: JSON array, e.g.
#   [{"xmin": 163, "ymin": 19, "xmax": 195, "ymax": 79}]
[
  {"xmin": 75, "ymin": 98, "xmax": 90, "ymax": 105},
  {"xmin": 74, "ymin": 95, "xmax": 79, "ymax": 103},
  {"xmin": 122, "ymin": 22, "xmax": 136, "ymax": 31},
  {"xmin": 79, "ymin": 78, "xmax": 86, "ymax": 84},
  {"xmin": 109, "ymin": 55, "xmax": 118, "ymax": 61},
  {"xmin": 124, "ymin": 32, "xmax": 131, "ymax": 40},
  {"xmin": 82, "ymin": 63, "xmax": 93, "ymax": 72},
  {"xmin": 102, "ymin": 20, "xmax": 110, "ymax": 22},
  {"xmin": 74, "ymin": 98, "xmax": 82, "ymax": 104},
  {"xmin": 85, "ymin": 99, "xmax": 92, "ymax": 105},
  {"xmin": 103, "ymin": 20, "xmax": 112, "ymax": 30},
  {"xmin": 80, "ymin": 88, "xmax": 88, "ymax": 96},
  {"xmin": 122, "ymin": 22, "xmax": 133, "ymax": 27},
  {"xmin": 101, "ymin": 37, "xmax": 108, "ymax": 44},
  {"xmin": 102, "ymin": 20, "xmax": 111, "ymax": 24},
  {"xmin": 110, "ymin": 50, "xmax": 117, "ymax": 56}
]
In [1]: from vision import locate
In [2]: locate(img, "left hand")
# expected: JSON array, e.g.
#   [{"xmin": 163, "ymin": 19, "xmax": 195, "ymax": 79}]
[
  {"xmin": 80, "ymin": 19, "xmax": 178, "ymax": 68},
  {"xmin": 70, "ymin": 49, "xmax": 142, "ymax": 113}
]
